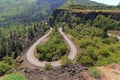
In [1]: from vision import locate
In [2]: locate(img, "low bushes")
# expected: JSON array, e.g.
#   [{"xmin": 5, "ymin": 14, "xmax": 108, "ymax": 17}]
[
  {"xmin": 36, "ymin": 31, "xmax": 68, "ymax": 62},
  {"xmin": 0, "ymin": 62, "xmax": 11, "ymax": 76},
  {"xmin": 3, "ymin": 73, "xmax": 26, "ymax": 80}
]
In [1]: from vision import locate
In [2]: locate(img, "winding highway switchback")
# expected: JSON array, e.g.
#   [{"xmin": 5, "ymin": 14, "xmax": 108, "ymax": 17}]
[{"xmin": 25, "ymin": 27, "xmax": 77, "ymax": 67}]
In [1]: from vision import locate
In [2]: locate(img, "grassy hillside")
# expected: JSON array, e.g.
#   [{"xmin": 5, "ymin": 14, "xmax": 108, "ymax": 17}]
[{"xmin": 62, "ymin": 0, "xmax": 104, "ymax": 7}]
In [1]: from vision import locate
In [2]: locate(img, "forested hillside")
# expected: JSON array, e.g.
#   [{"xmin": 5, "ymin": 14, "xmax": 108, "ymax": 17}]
[
  {"xmin": 0, "ymin": 0, "xmax": 66, "ymax": 27},
  {"xmin": 0, "ymin": 0, "xmax": 67, "ymax": 76}
]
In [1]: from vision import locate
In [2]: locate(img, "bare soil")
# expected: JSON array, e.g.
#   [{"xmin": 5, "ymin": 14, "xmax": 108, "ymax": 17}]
[
  {"xmin": 97, "ymin": 63, "xmax": 120, "ymax": 80},
  {"xmin": 108, "ymin": 30, "xmax": 120, "ymax": 36}
]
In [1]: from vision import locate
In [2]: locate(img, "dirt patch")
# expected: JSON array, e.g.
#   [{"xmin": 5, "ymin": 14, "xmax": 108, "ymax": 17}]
[
  {"xmin": 97, "ymin": 63, "xmax": 120, "ymax": 80},
  {"xmin": 19, "ymin": 64, "xmax": 88, "ymax": 80},
  {"xmin": 108, "ymin": 30, "xmax": 120, "ymax": 36}
]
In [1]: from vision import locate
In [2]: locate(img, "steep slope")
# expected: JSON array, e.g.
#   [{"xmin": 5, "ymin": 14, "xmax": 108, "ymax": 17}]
[
  {"xmin": 0, "ymin": 0, "xmax": 67, "ymax": 26},
  {"xmin": 0, "ymin": 0, "xmax": 35, "ymax": 20}
]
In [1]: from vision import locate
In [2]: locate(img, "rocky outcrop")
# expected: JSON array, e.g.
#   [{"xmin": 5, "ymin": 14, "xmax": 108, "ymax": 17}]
[
  {"xmin": 72, "ymin": 11, "xmax": 120, "ymax": 21},
  {"xmin": 53, "ymin": 9, "xmax": 120, "ymax": 21},
  {"xmin": 20, "ymin": 64, "xmax": 87, "ymax": 80}
]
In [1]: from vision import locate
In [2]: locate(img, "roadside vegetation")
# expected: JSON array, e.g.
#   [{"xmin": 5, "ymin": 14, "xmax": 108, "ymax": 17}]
[
  {"xmin": 44, "ymin": 63, "xmax": 52, "ymax": 70},
  {"xmin": 52, "ymin": 11, "xmax": 120, "ymax": 67},
  {"xmin": 61, "ymin": 55, "xmax": 72, "ymax": 67},
  {"xmin": 36, "ymin": 30, "xmax": 68, "ymax": 62},
  {"xmin": 3, "ymin": 73, "xmax": 26, "ymax": 80},
  {"xmin": 90, "ymin": 68, "xmax": 100, "ymax": 79}
]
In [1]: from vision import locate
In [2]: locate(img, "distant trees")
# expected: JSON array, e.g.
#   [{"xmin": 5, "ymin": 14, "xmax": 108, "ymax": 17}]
[
  {"xmin": 0, "ymin": 21, "xmax": 49, "ymax": 75},
  {"xmin": 69, "ymin": 4, "xmax": 120, "ymax": 10}
]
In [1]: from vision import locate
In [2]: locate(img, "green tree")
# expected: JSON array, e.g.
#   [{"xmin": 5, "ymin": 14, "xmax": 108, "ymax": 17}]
[
  {"xmin": 0, "ymin": 62, "xmax": 11, "ymax": 76},
  {"xmin": 79, "ymin": 56, "xmax": 94, "ymax": 66}
]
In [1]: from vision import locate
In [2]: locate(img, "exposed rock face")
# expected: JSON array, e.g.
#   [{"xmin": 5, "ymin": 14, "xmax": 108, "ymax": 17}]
[
  {"xmin": 73, "ymin": 11, "xmax": 120, "ymax": 21},
  {"xmin": 20, "ymin": 64, "xmax": 87, "ymax": 80},
  {"xmin": 52, "ymin": 9, "xmax": 120, "ymax": 21}
]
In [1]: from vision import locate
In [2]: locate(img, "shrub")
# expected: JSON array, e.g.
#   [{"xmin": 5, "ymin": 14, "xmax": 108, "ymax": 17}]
[
  {"xmin": 3, "ymin": 73, "xmax": 26, "ymax": 80},
  {"xmin": 79, "ymin": 56, "xmax": 94, "ymax": 67},
  {"xmin": 61, "ymin": 55, "xmax": 72, "ymax": 67},
  {"xmin": 109, "ymin": 47, "xmax": 115, "ymax": 52},
  {"xmin": 99, "ymin": 48, "xmax": 110, "ymax": 58},
  {"xmin": 0, "ymin": 62, "xmax": 11, "ymax": 76},
  {"xmin": 90, "ymin": 68, "xmax": 100, "ymax": 79},
  {"xmin": 102, "ymin": 38, "xmax": 116, "ymax": 44},
  {"xmin": 44, "ymin": 63, "xmax": 52, "ymax": 70},
  {"xmin": 86, "ymin": 47, "xmax": 98, "ymax": 61}
]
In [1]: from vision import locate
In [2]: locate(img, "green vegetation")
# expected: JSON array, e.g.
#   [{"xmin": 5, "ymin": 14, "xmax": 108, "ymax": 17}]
[
  {"xmin": 63, "ymin": 0, "xmax": 103, "ymax": 7},
  {"xmin": 44, "ymin": 63, "xmax": 52, "ymax": 70},
  {"xmin": 0, "ymin": 0, "xmax": 66, "ymax": 76},
  {"xmin": 61, "ymin": 55, "xmax": 72, "ymax": 66},
  {"xmin": 90, "ymin": 68, "xmax": 100, "ymax": 79},
  {"xmin": 0, "ymin": 22, "xmax": 49, "ymax": 75},
  {"xmin": 36, "ymin": 31, "xmax": 68, "ymax": 62},
  {"xmin": 0, "ymin": 0, "xmax": 120, "ymax": 78},
  {"xmin": 0, "ymin": 0, "xmax": 66, "ymax": 27},
  {"xmin": 62, "ymin": 0, "xmax": 120, "ymax": 12},
  {"xmin": 3, "ymin": 73, "xmax": 26, "ymax": 80},
  {"xmin": 0, "ymin": 62, "xmax": 11, "ymax": 76},
  {"xmin": 52, "ymin": 10, "xmax": 120, "ymax": 67},
  {"xmin": 69, "ymin": 4, "xmax": 120, "ymax": 11},
  {"xmin": 65, "ymin": 22, "xmax": 120, "ymax": 67}
]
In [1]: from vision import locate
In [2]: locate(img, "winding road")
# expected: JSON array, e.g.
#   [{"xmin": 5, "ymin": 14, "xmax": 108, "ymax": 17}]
[{"xmin": 25, "ymin": 27, "xmax": 77, "ymax": 67}]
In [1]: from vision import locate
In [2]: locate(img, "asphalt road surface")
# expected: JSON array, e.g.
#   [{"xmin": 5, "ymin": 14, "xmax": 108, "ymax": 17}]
[{"xmin": 25, "ymin": 27, "xmax": 77, "ymax": 67}]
